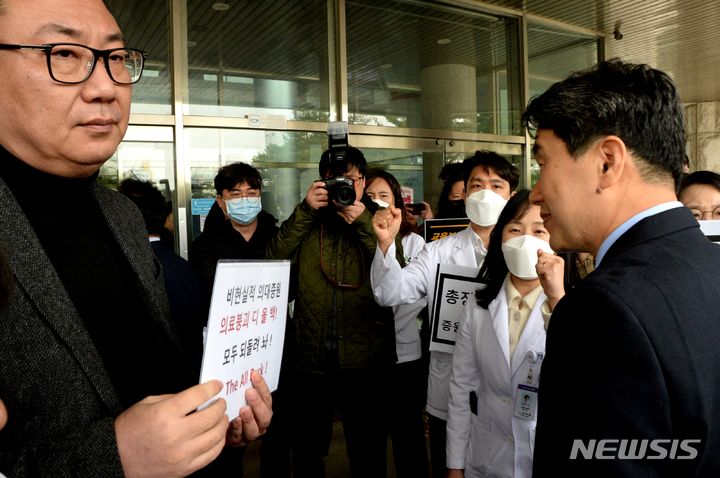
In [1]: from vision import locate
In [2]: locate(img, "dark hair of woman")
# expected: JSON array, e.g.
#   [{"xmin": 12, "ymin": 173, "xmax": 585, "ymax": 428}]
[
  {"xmin": 435, "ymin": 172, "xmax": 465, "ymax": 219},
  {"xmin": 475, "ymin": 189, "xmax": 532, "ymax": 309},
  {"xmin": 365, "ymin": 168, "xmax": 414, "ymax": 238}
]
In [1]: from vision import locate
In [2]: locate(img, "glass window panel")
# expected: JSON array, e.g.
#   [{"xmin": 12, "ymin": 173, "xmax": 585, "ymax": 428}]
[
  {"xmin": 351, "ymin": 136, "xmax": 445, "ymax": 214},
  {"xmin": 106, "ymin": 0, "xmax": 172, "ymax": 114},
  {"xmin": 98, "ymin": 136, "xmax": 176, "ymax": 249},
  {"xmin": 185, "ymin": 128, "xmax": 329, "ymax": 238},
  {"xmin": 363, "ymin": 150, "xmax": 426, "ymax": 205},
  {"xmin": 346, "ymin": 1, "xmax": 522, "ymax": 135},
  {"xmin": 185, "ymin": 1, "xmax": 330, "ymax": 120},
  {"xmin": 528, "ymin": 24, "xmax": 599, "ymax": 99},
  {"xmin": 527, "ymin": 24, "xmax": 599, "ymax": 185},
  {"xmin": 98, "ymin": 138, "xmax": 175, "ymax": 193}
]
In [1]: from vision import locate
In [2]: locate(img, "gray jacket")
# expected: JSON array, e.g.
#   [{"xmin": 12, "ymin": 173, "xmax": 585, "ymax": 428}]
[{"xmin": 0, "ymin": 176, "xmax": 180, "ymax": 477}]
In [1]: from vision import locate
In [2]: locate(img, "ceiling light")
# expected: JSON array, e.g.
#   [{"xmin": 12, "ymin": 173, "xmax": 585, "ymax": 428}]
[
  {"xmin": 212, "ymin": 2, "xmax": 230, "ymax": 11},
  {"xmin": 436, "ymin": 38, "xmax": 451, "ymax": 45},
  {"xmin": 380, "ymin": 63, "xmax": 393, "ymax": 69}
]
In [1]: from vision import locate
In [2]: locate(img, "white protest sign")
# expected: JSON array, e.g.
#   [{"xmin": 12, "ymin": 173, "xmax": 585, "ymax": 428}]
[
  {"xmin": 430, "ymin": 263, "xmax": 483, "ymax": 353},
  {"xmin": 699, "ymin": 220, "xmax": 720, "ymax": 244},
  {"xmin": 199, "ymin": 260, "xmax": 290, "ymax": 420}
]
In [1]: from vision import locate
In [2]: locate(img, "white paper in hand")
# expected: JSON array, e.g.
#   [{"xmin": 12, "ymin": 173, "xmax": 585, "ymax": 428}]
[{"xmin": 199, "ymin": 260, "xmax": 290, "ymax": 420}]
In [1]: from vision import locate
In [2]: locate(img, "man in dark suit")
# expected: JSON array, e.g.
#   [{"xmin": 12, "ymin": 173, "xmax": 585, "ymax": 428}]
[
  {"xmin": 525, "ymin": 60, "xmax": 720, "ymax": 476},
  {"xmin": 119, "ymin": 178, "xmax": 208, "ymax": 371},
  {"xmin": 0, "ymin": 0, "xmax": 271, "ymax": 476}
]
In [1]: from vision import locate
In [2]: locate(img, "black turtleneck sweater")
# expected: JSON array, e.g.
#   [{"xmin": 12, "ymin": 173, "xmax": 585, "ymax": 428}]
[{"xmin": 0, "ymin": 149, "xmax": 190, "ymax": 408}]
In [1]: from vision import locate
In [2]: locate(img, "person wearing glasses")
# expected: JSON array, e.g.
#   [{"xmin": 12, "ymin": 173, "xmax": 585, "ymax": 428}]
[
  {"xmin": 371, "ymin": 151, "xmax": 519, "ymax": 478},
  {"xmin": 190, "ymin": 162, "xmax": 279, "ymax": 295},
  {"xmin": 266, "ymin": 146, "xmax": 400, "ymax": 477},
  {"xmin": 0, "ymin": 1, "xmax": 271, "ymax": 477},
  {"xmin": 678, "ymin": 170, "xmax": 720, "ymax": 221}
]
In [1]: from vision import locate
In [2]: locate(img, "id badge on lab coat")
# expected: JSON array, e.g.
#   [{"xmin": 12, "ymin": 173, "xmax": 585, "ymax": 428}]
[{"xmin": 513, "ymin": 384, "xmax": 538, "ymax": 420}]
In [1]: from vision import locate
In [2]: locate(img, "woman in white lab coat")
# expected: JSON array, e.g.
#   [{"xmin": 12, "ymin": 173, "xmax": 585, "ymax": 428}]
[
  {"xmin": 365, "ymin": 168, "xmax": 431, "ymax": 477},
  {"xmin": 446, "ymin": 190, "xmax": 565, "ymax": 478}
]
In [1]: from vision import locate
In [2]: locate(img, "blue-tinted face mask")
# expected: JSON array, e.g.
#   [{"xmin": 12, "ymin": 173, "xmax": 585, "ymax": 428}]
[{"xmin": 225, "ymin": 197, "xmax": 262, "ymax": 225}]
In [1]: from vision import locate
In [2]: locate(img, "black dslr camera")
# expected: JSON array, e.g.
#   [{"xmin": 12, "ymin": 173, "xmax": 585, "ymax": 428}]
[
  {"xmin": 323, "ymin": 176, "xmax": 356, "ymax": 207},
  {"xmin": 323, "ymin": 121, "xmax": 356, "ymax": 207}
]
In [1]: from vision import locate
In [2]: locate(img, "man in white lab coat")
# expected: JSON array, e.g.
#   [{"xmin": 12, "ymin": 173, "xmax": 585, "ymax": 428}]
[{"xmin": 371, "ymin": 150, "xmax": 519, "ymax": 477}]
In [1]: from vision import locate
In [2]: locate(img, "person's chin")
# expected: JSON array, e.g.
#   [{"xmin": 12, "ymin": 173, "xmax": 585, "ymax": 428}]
[
  {"xmin": 73, "ymin": 130, "xmax": 122, "ymax": 155},
  {"xmin": 62, "ymin": 145, "xmax": 118, "ymax": 174},
  {"xmin": 548, "ymin": 237, "xmax": 571, "ymax": 254}
]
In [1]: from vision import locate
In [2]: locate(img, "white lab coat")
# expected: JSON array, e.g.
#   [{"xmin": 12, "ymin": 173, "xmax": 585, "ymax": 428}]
[
  {"xmin": 371, "ymin": 226, "xmax": 482, "ymax": 419},
  {"xmin": 394, "ymin": 232, "xmax": 428, "ymax": 363},
  {"xmin": 447, "ymin": 276, "xmax": 546, "ymax": 478}
]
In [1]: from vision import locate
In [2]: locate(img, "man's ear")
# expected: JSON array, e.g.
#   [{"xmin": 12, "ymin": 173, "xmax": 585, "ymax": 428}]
[
  {"xmin": 596, "ymin": 135, "xmax": 627, "ymax": 190},
  {"xmin": 216, "ymin": 196, "xmax": 228, "ymax": 214}
]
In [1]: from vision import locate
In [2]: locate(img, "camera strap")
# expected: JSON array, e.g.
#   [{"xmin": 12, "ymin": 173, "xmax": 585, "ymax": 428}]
[{"xmin": 319, "ymin": 224, "xmax": 365, "ymax": 290}]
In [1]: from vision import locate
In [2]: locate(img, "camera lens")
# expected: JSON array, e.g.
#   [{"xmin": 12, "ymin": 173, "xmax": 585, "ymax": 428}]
[
  {"xmin": 324, "ymin": 176, "xmax": 356, "ymax": 207},
  {"xmin": 336, "ymin": 184, "xmax": 356, "ymax": 206}
]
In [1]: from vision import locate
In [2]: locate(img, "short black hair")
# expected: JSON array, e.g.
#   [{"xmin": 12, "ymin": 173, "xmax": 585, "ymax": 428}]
[
  {"xmin": 319, "ymin": 146, "xmax": 367, "ymax": 179},
  {"xmin": 462, "ymin": 151, "xmax": 519, "ymax": 191},
  {"xmin": 678, "ymin": 170, "xmax": 720, "ymax": 196},
  {"xmin": 438, "ymin": 162, "xmax": 464, "ymax": 182},
  {"xmin": 522, "ymin": 59, "xmax": 685, "ymax": 188},
  {"xmin": 214, "ymin": 162, "xmax": 262, "ymax": 195},
  {"xmin": 118, "ymin": 179, "xmax": 169, "ymax": 236},
  {"xmin": 475, "ymin": 190, "xmax": 532, "ymax": 309}
]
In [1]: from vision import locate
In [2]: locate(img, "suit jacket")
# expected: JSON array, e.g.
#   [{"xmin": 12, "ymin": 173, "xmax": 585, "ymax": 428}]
[
  {"xmin": 0, "ymin": 177, "xmax": 182, "ymax": 477},
  {"xmin": 533, "ymin": 207, "xmax": 720, "ymax": 477},
  {"xmin": 151, "ymin": 240, "xmax": 208, "ymax": 374}
]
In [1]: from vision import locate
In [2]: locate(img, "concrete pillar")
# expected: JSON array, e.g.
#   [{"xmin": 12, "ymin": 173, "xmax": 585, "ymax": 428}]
[
  {"xmin": 685, "ymin": 101, "xmax": 720, "ymax": 172},
  {"xmin": 420, "ymin": 62, "xmax": 477, "ymax": 209},
  {"xmin": 421, "ymin": 64, "xmax": 478, "ymax": 132},
  {"xmin": 417, "ymin": 26, "xmax": 479, "ymax": 208}
]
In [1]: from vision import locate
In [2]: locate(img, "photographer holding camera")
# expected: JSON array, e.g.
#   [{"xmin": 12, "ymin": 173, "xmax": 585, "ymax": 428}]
[{"xmin": 266, "ymin": 144, "xmax": 401, "ymax": 477}]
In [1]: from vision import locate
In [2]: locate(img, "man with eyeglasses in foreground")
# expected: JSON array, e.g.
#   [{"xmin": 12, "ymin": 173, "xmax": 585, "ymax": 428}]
[
  {"xmin": 0, "ymin": 1, "xmax": 271, "ymax": 476},
  {"xmin": 266, "ymin": 146, "xmax": 400, "ymax": 477}
]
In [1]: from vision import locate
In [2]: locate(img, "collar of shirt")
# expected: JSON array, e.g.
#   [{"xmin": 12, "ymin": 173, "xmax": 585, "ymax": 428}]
[
  {"xmin": 595, "ymin": 201, "xmax": 682, "ymax": 267},
  {"xmin": 471, "ymin": 228, "xmax": 487, "ymax": 256},
  {"xmin": 505, "ymin": 275, "xmax": 544, "ymax": 311}
]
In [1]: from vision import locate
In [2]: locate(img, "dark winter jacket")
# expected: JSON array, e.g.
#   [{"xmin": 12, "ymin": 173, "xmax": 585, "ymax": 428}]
[
  {"xmin": 189, "ymin": 203, "xmax": 279, "ymax": 294},
  {"xmin": 266, "ymin": 196, "xmax": 400, "ymax": 373}
]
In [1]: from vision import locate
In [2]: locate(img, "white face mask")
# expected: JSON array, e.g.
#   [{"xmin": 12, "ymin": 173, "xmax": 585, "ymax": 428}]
[
  {"xmin": 501, "ymin": 234, "xmax": 554, "ymax": 280},
  {"xmin": 372, "ymin": 198, "xmax": 390, "ymax": 209},
  {"xmin": 465, "ymin": 189, "xmax": 508, "ymax": 226}
]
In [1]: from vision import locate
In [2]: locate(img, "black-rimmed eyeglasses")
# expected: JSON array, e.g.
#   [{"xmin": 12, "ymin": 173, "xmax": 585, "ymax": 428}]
[{"xmin": 0, "ymin": 42, "xmax": 147, "ymax": 85}]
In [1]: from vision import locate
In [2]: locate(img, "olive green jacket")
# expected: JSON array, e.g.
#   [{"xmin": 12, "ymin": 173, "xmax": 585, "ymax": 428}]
[{"xmin": 266, "ymin": 198, "xmax": 402, "ymax": 373}]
